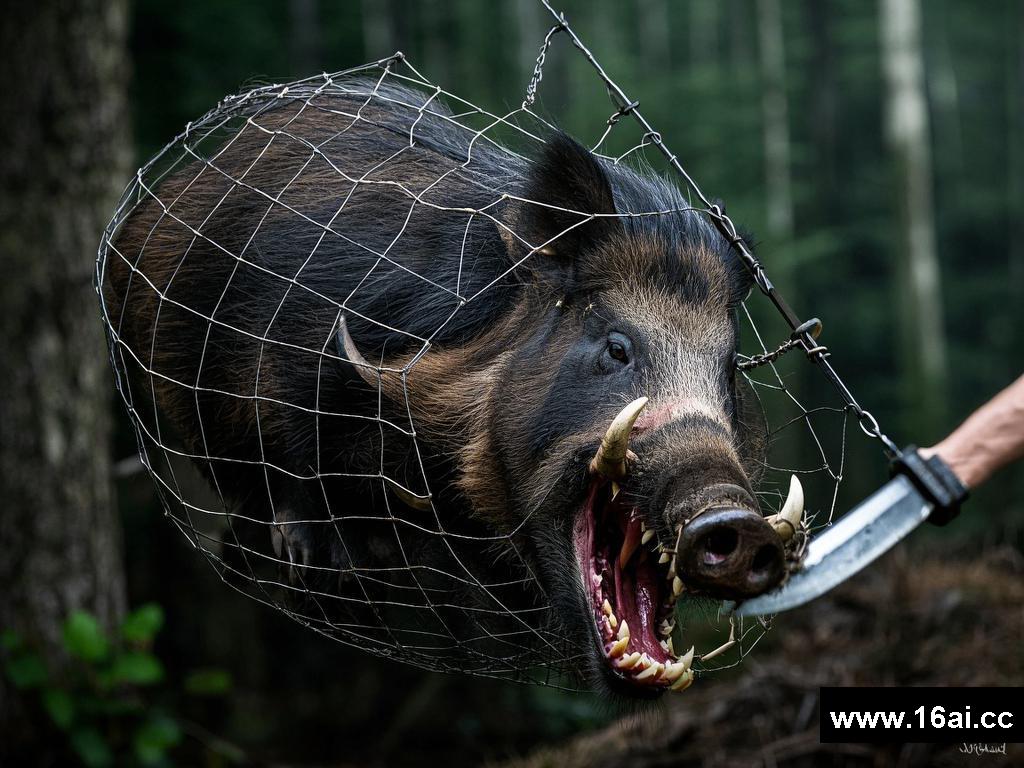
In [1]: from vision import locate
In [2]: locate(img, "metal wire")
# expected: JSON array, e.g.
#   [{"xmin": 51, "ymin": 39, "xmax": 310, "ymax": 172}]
[{"xmin": 93, "ymin": 3, "xmax": 877, "ymax": 689}]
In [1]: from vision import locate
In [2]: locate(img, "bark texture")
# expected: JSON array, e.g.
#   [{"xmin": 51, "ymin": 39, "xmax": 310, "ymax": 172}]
[
  {"xmin": 880, "ymin": 0, "xmax": 948, "ymax": 435},
  {"xmin": 0, "ymin": 0, "xmax": 130, "ymax": 756}
]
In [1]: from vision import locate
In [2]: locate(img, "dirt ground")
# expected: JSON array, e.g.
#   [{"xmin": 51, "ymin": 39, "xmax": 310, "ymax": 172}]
[{"xmin": 492, "ymin": 544, "xmax": 1024, "ymax": 768}]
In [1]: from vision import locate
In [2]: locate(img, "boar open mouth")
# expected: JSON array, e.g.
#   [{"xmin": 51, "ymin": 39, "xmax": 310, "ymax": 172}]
[
  {"xmin": 574, "ymin": 397, "xmax": 695, "ymax": 692},
  {"xmin": 575, "ymin": 480, "xmax": 694, "ymax": 692}
]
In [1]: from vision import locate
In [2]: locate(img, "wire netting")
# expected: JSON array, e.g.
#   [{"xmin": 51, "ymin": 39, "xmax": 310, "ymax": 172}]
[{"xmin": 95, "ymin": 8, "xmax": 883, "ymax": 690}]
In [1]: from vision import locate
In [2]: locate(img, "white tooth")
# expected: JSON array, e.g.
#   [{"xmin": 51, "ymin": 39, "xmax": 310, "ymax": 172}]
[
  {"xmin": 659, "ymin": 620, "xmax": 673, "ymax": 637},
  {"xmin": 678, "ymin": 645, "xmax": 695, "ymax": 671},
  {"xmin": 608, "ymin": 613, "xmax": 617, "ymax": 629},
  {"xmin": 607, "ymin": 636, "xmax": 629, "ymax": 657},
  {"xmin": 617, "ymin": 620, "xmax": 630, "ymax": 641},
  {"xmin": 640, "ymin": 520, "xmax": 646, "ymax": 532},
  {"xmin": 670, "ymin": 669, "xmax": 695, "ymax": 692},
  {"xmin": 660, "ymin": 640, "xmax": 670, "ymax": 652},
  {"xmin": 662, "ymin": 660, "xmax": 687, "ymax": 683},
  {"xmin": 767, "ymin": 473, "xmax": 805, "ymax": 541},
  {"xmin": 618, "ymin": 651, "xmax": 642, "ymax": 669},
  {"xmin": 672, "ymin": 576, "xmax": 684, "ymax": 597},
  {"xmin": 635, "ymin": 662, "xmax": 663, "ymax": 680},
  {"xmin": 667, "ymin": 636, "xmax": 675, "ymax": 655},
  {"xmin": 641, "ymin": 529, "xmax": 655, "ymax": 546},
  {"xmin": 658, "ymin": 552, "xmax": 671, "ymax": 564},
  {"xmin": 602, "ymin": 599, "xmax": 612, "ymax": 616}
]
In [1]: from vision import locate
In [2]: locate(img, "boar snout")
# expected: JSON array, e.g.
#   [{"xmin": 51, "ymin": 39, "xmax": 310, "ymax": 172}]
[{"xmin": 676, "ymin": 507, "xmax": 785, "ymax": 600}]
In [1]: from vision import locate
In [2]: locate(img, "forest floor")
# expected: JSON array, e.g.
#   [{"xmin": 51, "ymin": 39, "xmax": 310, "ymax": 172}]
[{"xmin": 491, "ymin": 544, "xmax": 1024, "ymax": 768}]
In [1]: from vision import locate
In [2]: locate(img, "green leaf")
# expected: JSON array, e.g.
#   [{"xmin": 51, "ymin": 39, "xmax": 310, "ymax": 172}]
[
  {"xmin": 183, "ymin": 667, "xmax": 232, "ymax": 696},
  {"xmin": 62, "ymin": 612, "xmax": 109, "ymax": 663},
  {"xmin": 0, "ymin": 629, "xmax": 22, "ymax": 651},
  {"xmin": 109, "ymin": 651, "xmax": 164, "ymax": 685},
  {"xmin": 133, "ymin": 714, "xmax": 182, "ymax": 765},
  {"xmin": 42, "ymin": 688, "xmax": 75, "ymax": 729},
  {"xmin": 4, "ymin": 652, "xmax": 48, "ymax": 689},
  {"xmin": 70, "ymin": 726, "xmax": 114, "ymax": 768},
  {"xmin": 120, "ymin": 604, "xmax": 164, "ymax": 645}
]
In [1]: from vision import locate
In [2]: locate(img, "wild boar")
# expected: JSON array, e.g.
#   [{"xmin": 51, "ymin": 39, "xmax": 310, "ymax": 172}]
[{"xmin": 99, "ymin": 77, "xmax": 796, "ymax": 698}]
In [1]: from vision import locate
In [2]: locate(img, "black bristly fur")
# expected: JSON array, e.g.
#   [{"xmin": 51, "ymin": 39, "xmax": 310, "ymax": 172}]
[{"xmin": 102, "ymin": 77, "xmax": 758, "ymax": 697}]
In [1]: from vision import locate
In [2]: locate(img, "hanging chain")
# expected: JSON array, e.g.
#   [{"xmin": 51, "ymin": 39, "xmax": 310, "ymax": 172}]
[
  {"xmin": 523, "ymin": 16, "xmax": 566, "ymax": 109},
  {"xmin": 532, "ymin": 1, "xmax": 901, "ymax": 459}
]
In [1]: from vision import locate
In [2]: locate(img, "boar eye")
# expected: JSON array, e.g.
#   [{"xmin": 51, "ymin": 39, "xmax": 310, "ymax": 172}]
[{"xmin": 605, "ymin": 333, "xmax": 631, "ymax": 365}]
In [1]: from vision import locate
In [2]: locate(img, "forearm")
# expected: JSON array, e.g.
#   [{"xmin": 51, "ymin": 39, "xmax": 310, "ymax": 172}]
[{"xmin": 924, "ymin": 374, "xmax": 1024, "ymax": 489}]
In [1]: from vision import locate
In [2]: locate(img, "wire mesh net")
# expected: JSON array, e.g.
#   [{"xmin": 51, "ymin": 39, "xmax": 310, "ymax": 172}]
[{"xmin": 95, "ymin": 11, "xmax": 879, "ymax": 691}]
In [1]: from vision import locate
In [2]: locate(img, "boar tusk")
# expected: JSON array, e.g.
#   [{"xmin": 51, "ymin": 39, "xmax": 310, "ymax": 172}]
[
  {"xmin": 337, "ymin": 314, "xmax": 410, "ymax": 403},
  {"xmin": 390, "ymin": 482, "xmax": 433, "ymax": 512},
  {"xmin": 589, "ymin": 397, "xmax": 648, "ymax": 479},
  {"xmin": 337, "ymin": 314, "xmax": 380, "ymax": 390},
  {"xmin": 767, "ymin": 474, "xmax": 804, "ymax": 541}
]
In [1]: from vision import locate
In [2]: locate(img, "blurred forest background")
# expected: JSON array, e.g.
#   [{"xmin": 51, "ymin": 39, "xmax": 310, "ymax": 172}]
[{"xmin": 1, "ymin": 0, "xmax": 1021, "ymax": 766}]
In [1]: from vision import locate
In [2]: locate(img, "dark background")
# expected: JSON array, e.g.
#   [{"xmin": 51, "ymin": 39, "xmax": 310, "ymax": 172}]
[{"xmin": 2, "ymin": 1, "xmax": 1021, "ymax": 766}]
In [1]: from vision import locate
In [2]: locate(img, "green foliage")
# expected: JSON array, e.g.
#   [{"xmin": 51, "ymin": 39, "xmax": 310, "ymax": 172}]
[
  {"xmin": 120, "ymin": 604, "xmax": 165, "ymax": 645},
  {"xmin": 64, "ymin": 612, "xmax": 110, "ymax": 663},
  {"xmin": 1, "ymin": 603, "xmax": 231, "ymax": 767}
]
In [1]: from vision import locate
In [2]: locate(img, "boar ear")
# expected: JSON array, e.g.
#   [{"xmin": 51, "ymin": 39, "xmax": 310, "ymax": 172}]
[{"xmin": 503, "ymin": 133, "xmax": 619, "ymax": 270}]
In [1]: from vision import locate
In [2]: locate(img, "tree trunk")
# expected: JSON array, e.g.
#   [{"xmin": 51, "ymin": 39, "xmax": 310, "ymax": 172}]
[
  {"xmin": 805, "ymin": 0, "xmax": 839, "ymax": 225},
  {"xmin": 879, "ymin": 0, "xmax": 948, "ymax": 436},
  {"xmin": 0, "ymin": 0, "xmax": 129, "ymax": 756},
  {"xmin": 757, "ymin": 0, "xmax": 794, "ymax": 243}
]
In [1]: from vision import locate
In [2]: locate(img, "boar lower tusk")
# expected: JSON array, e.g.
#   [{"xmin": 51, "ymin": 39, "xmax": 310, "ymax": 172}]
[
  {"xmin": 589, "ymin": 397, "xmax": 648, "ymax": 479},
  {"xmin": 767, "ymin": 474, "xmax": 804, "ymax": 541}
]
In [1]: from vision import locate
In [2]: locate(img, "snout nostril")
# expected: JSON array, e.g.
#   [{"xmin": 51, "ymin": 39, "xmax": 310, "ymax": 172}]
[
  {"xmin": 751, "ymin": 544, "xmax": 779, "ymax": 574},
  {"xmin": 676, "ymin": 507, "xmax": 786, "ymax": 600},
  {"xmin": 701, "ymin": 527, "xmax": 738, "ymax": 565}
]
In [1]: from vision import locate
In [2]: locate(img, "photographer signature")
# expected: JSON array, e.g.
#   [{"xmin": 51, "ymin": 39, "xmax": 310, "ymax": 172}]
[{"xmin": 959, "ymin": 743, "xmax": 1007, "ymax": 757}]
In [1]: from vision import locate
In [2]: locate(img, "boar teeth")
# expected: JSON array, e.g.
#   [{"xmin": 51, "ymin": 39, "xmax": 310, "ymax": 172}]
[
  {"xmin": 670, "ymin": 669, "xmax": 695, "ymax": 692},
  {"xmin": 607, "ymin": 636, "xmax": 629, "ymax": 658},
  {"xmin": 602, "ymin": 599, "xmax": 613, "ymax": 616},
  {"xmin": 635, "ymin": 662, "xmax": 663, "ymax": 681},
  {"xmin": 617, "ymin": 651, "xmax": 642, "ymax": 669},
  {"xmin": 641, "ymin": 529, "xmax": 655, "ymax": 546},
  {"xmin": 672, "ymin": 575, "xmax": 684, "ymax": 597},
  {"xmin": 766, "ymin": 474, "xmax": 804, "ymax": 541},
  {"xmin": 617, "ymin": 620, "xmax": 630, "ymax": 642},
  {"xmin": 589, "ymin": 397, "xmax": 648, "ymax": 479},
  {"xmin": 658, "ymin": 551, "xmax": 671, "ymax": 564},
  {"xmin": 662, "ymin": 649, "xmax": 693, "ymax": 683}
]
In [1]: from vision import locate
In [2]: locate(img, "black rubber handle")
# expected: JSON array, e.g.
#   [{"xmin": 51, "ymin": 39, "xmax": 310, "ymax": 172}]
[{"xmin": 890, "ymin": 445, "xmax": 969, "ymax": 526}]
